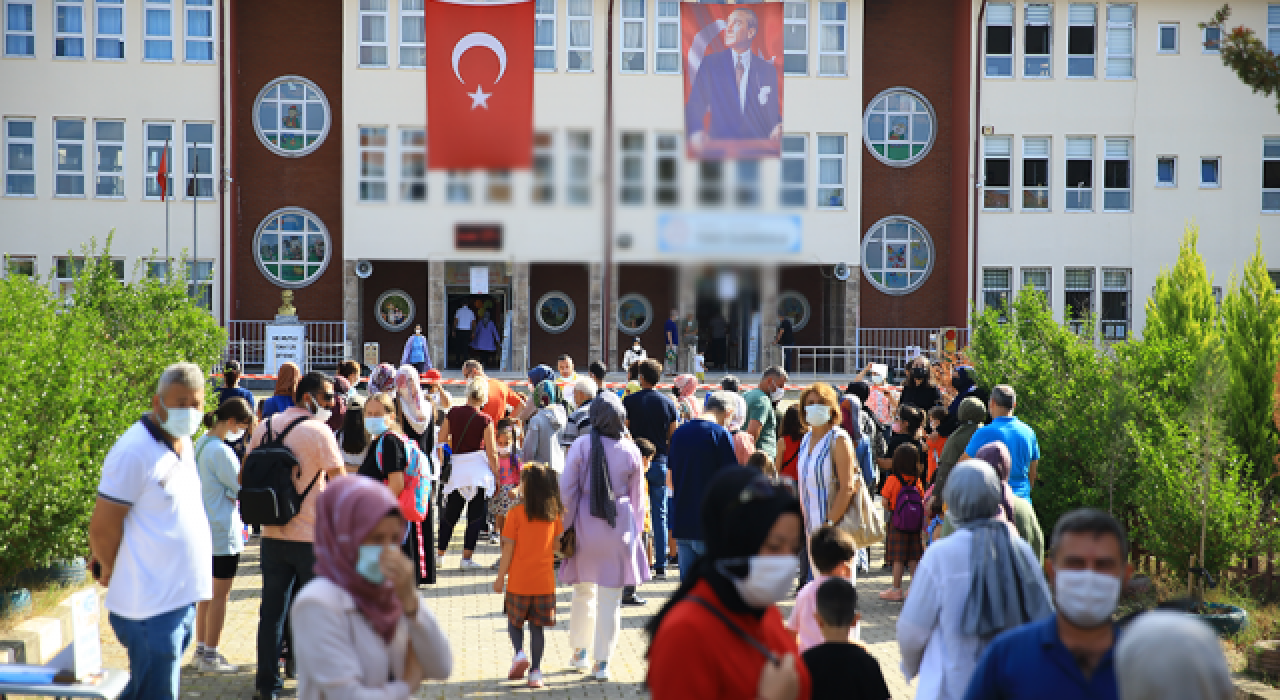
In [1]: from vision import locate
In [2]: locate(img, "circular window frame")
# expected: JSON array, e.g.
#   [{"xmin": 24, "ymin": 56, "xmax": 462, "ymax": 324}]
[
  {"xmin": 615, "ymin": 293, "xmax": 654, "ymax": 335},
  {"xmin": 862, "ymin": 87, "xmax": 937, "ymax": 168},
  {"xmin": 252, "ymin": 206, "xmax": 333, "ymax": 290},
  {"xmin": 861, "ymin": 215, "xmax": 936, "ymax": 296},
  {"xmin": 374, "ymin": 289, "xmax": 416, "ymax": 333},
  {"xmin": 253, "ymin": 75, "xmax": 332, "ymax": 158},
  {"xmin": 777, "ymin": 291, "xmax": 811, "ymax": 332},
  {"xmin": 535, "ymin": 291, "xmax": 577, "ymax": 334}
]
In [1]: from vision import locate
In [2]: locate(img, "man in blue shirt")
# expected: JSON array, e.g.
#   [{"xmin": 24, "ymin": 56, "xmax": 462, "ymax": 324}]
[
  {"xmin": 666, "ymin": 391, "xmax": 740, "ymax": 581},
  {"xmin": 964, "ymin": 508, "xmax": 1133, "ymax": 700},
  {"xmin": 963, "ymin": 385, "xmax": 1039, "ymax": 501},
  {"xmin": 623, "ymin": 359, "xmax": 680, "ymax": 579}
]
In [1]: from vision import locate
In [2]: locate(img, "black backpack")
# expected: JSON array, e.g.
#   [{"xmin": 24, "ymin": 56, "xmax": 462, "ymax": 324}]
[{"xmin": 240, "ymin": 416, "xmax": 321, "ymax": 526}]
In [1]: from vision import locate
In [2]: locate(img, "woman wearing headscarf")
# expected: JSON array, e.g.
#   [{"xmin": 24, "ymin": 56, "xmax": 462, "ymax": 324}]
[
  {"xmin": 672, "ymin": 374, "xmax": 701, "ymax": 423},
  {"xmin": 1116, "ymin": 611, "xmax": 1234, "ymax": 700},
  {"xmin": 259, "ymin": 361, "xmax": 300, "ymax": 420},
  {"xmin": 937, "ymin": 366, "xmax": 987, "ymax": 438},
  {"xmin": 522, "ymin": 379, "xmax": 567, "ymax": 474},
  {"xmin": 840, "ymin": 393, "xmax": 877, "ymax": 574},
  {"xmin": 517, "ymin": 365, "xmax": 558, "ymax": 422},
  {"xmin": 897, "ymin": 460, "xmax": 1052, "ymax": 700},
  {"xmin": 394, "ymin": 365, "xmax": 439, "ymax": 586},
  {"xmin": 326, "ymin": 375, "xmax": 351, "ymax": 434},
  {"xmin": 933, "ymin": 397, "xmax": 986, "ymax": 503},
  {"xmin": 727, "ymin": 391, "xmax": 756, "ymax": 466},
  {"xmin": 560, "ymin": 392, "xmax": 649, "ymax": 681},
  {"xmin": 292, "ymin": 476, "xmax": 452, "ymax": 698},
  {"xmin": 935, "ymin": 441, "xmax": 1043, "ymax": 562},
  {"xmin": 647, "ymin": 467, "xmax": 810, "ymax": 700},
  {"xmin": 369, "ymin": 362, "xmax": 398, "ymax": 396}
]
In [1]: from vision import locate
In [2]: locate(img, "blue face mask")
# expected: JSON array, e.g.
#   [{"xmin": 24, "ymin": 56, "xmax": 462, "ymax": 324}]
[
  {"xmin": 365, "ymin": 416, "xmax": 389, "ymax": 435},
  {"xmin": 159, "ymin": 400, "xmax": 202, "ymax": 438},
  {"xmin": 356, "ymin": 545, "xmax": 385, "ymax": 584}
]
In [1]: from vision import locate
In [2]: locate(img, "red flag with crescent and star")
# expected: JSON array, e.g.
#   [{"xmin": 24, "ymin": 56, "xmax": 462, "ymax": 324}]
[{"xmin": 425, "ymin": 0, "xmax": 534, "ymax": 169}]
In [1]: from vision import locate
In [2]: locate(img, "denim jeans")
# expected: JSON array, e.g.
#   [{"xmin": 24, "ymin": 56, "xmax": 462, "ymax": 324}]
[
  {"xmin": 108, "ymin": 604, "xmax": 195, "ymax": 700},
  {"xmin": 257, "ymin": 538, "xmax": 315, "ymax": 694},
  {"xmin": 646, "ymin": 456, "xmax": 669, "ymax": 572},
  {"xmin": 677, "ymin": 539, "xmax": 706, "ymax": 581}
]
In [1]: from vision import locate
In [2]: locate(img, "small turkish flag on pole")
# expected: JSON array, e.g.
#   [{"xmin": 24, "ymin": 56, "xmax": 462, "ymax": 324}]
[
  {"xmin": 157, "ymin": 138, "xmax": 169, "ymax": 201},
  {"xmin": 425, "ymin": 0, "xmax": 534, "ymax": 169}
]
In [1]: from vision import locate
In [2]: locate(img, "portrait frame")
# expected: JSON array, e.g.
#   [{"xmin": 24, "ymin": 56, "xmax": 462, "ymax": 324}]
[
  {"xmin": 375, "ymin": 289, "xmax": 416, "ymax": 333},
  {"xmin": 535, "ymin": 291, "xmax": 576, "ymax": 334}
]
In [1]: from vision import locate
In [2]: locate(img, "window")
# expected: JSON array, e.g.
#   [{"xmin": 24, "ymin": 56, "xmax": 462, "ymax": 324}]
[
  {"xmin": 1102, "ymin": 137, "xmax": 1131, "ymax": 211},
  {"xmin": 185, "ymin": 0, "xmax": 213, "ymax": 61},
  {"xmin": 95, "ymin": 119, "xmax": 124, "ymax": 198},
  {"xmin": 983, "ymin": 268, "xmax": 1012, "ymax": 317},
  {"xmin": 1022, "ymin": 137, "xmax": 1049, "ymax": 210},
  {"xmin": 54, "ymin": 256, "xmax": 124, "ymax": 298},
  {"xmin": 184, "ymin": 122, "xmax": 213, "ymax": 199},
  {"xmin": 567, "ymin": 129, "xmax": 590, "ymax": 204},
  {"xmin": 359, "ymin": 0, "xmax": 388, "ymax": 67},
  {"xmin": 1065, "ymin": 136, "xmax": 1093, "ymax": 211},
  {"xmin": 735, "ymin": 160, "xmax": 760, "ymax": 207},
  {"xmin": 486, "ymin": 170, "xmax": 512, "ymax": 203},
  {"xmin": 254, "ymin": 76, "xmax": 331, "ymax": 156},
  {"xmin": 1101, "ymin": 268, "xmax": 1130, "ymax": 340},
  {"xmin": 655, "ymin": 132, "xmax": 679, "ymax": 205},
  {"xmin": 1271, "ymin": 270, "xmax": 1280, "ymax": 293},
  {"xmin": 862, "ymin": 216, "xmax": 935, "ymax": 295},
  {"xmin": 95, "ymin": 0, "xmax": 123, "ymax": 58},
  {"xmin": 1064, "ymin": 267, "xmax": 1094, "ymax": 333},
  {"xmin": 1200, "ymin": 156, "xmax": 1220, "ymax": 187},
  {"xmin": 1105, "ymin": 3, "xmax": 1133, "ymax": 79},
  {"xmin": 5, "ymin": 118, "xmax": 35, "ymax": 196},
  {"xmin": 55, "ymin": 0, "xmax": 85, "ymax": 58},
  {"xmin": 1067, "ymin": 3, "xmax": 1096, "ymax": 76},
  {"xmin": 446, "ymin": 171, "xmax": 472, "ymax": 202},
  {"xmin": 818, "ymin": 2, "xmax": 847, "ymax": 76},
  {"xmin": 655, "ymin": 0, "xmax": 679, "ymax": 73},
  {"xmin": 1157, "ymin": 22, "xmax": 1177, "ymax": 53},
  {"xmin": 5, "ymin": 1, "xmax": 34, "ymax": 56},
  {"xmin": 1270, "ymin": 4, "xmax": 1280, "ymax": 53},
  {"xmin": 1024, "ymin": 4, "xmax": 1051, "ymax": 76},
  {"xmin": 1157, "ymin": 156, "xmax": 1176, "ymax": 187},
  {"xmin": 985, "ymin": 2, "xmax": 1014, "ymax": 77},
  {"xmin": 617, "ymin": 293, "xmax": 653, "ymax": 334},
  {"xmin": 780, "ymin": 134, "xmax": 806, "ymax": 207},
  {"xmin": 1213, "ymin": 285, "xmax": 1223, "ymax": 308},
  {"xmin": 400, "ymin": 128, "xmax": 425, "ymax": 201},
  {"xmin": 536, "ymin": 291, "xmax": 576, "ymax": 333},
  {"xmin": 144, "ymin": 121, "xmax": 172, "ymax": 199},
  {"xmin": 619, "ymin": 131, "xmax": 644, "ymax": 204},
  {"xmin": 535, "ymin": 0, "xmax": 555, "ymax": 70},
  {"xmin": 863, "ymin": 88, "xmax": 936, "ymax": 167},
  {"xmin": 817, "ymin": 135, "xmax": 845, "ymax": 208},
  {"xmin": 620, "ymin": 0, "xmax": 644, "ymax": 72},
  {"xmin": 1202, "ymin": 25, "xmax": 1221, "ymax": 53},
  {"xmin": 1264, "ymin": 139, "xmax": 1280, "ymax": 212},
  {"xmin": 567, "ymin": 0, "xmax": 592, "ymax": 72},
  {"xmin": 399, "ymin": 0, "xmax": 424, "ymax": 67},
  {"xmin": 983, "ymin": 135, "xmax": 1012, "ymax": 210},
  {"xmin": 783, "ymin": 2, "xmax": 808, "ymax": 75},
  {"xmin": 150, "ymin": 259, "xmax": 213, "ymax": 309},
  {"xmin": 54, "ymin": 118, "xmax": 85, "ymax": 197},
  {"xmin": 532, "ymin": 131, "xmax": 554, "ymax": 203},
  {"xmin": 144, "ymin": 0, "xmax": 172, "ymax": 61},
  {"xmin": 5, "ymin": 255, "xmax": 36, "ymax": 277},
  {"xmin": 253, "ymin": 208, "xmax": 331, "ymax": 289},
  {"xmin": 698, "ymin": 160, "xmax": 724, "ymax": 207},
  {"xmin": 1021, "ymin": 267, "xmax": 1051, "ymax": 301},
  {"xmin": 359, "ymin": 126, "xmax": 387, "ymax": 201}
]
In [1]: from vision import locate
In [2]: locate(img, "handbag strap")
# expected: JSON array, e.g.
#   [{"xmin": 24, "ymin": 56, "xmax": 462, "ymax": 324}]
[{"xmin": 687, "ymin": 595, "xmax": 780, "ymax": 665}]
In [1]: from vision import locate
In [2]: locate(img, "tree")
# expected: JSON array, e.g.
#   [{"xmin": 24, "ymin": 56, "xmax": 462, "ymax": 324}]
[
  {"xmin": 1201, "ymin": 5, "xmax": 1280, "ymax": 113},
  {"xmin": 1220, "ymin": 236, "xmax": 1280, "ymax": 487},
  {"xmin": 1144, "ymin": 224, "xmax": 1219, "ymax": 362}
]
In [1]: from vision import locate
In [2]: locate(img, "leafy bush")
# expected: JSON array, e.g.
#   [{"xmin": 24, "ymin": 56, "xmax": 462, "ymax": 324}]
[{"xmin": 1221, "ymin": 237, "xmax": 1280, "ymax": 488}]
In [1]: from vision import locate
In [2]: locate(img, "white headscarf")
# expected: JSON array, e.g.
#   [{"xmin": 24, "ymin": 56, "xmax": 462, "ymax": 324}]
[
  {"xmin": 1117, "ymin": 611, "xmax": 1234, "ymax": 700},
  {"xmin": 727, "ymin": 392, "xmax": 748, "ymax": 432}
]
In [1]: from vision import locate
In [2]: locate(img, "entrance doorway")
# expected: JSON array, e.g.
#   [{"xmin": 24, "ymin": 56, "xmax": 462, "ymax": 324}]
[
  {"xmin": 445, "ymin": 288, "xmax": 508, "ymax": 370},
  {"xmin": 693, "ymin": 269, "xmax": 759, "ymax": 372}
]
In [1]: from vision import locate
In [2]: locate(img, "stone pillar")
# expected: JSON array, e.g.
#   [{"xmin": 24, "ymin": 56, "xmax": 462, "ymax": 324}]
[
  {"xmin": 343, "ymin": 260, "xmax": 360, "ymax": 361},
  {"xmin": 588, "ymin": 262, "xmax": 603, "ymax": 365},
  {"xmin": 428, "ymin": 260, "xmax": 446, "ymax": 369},
  {"xmin": 760, "ymin": 263, "xmax": 779, "ymax": 371},
  {"xmin": 512, "ymin": 262, "xmax": 530, "ymax": 374},
  {"xmin": 843, "ymin": 272, "xmax": 860, "ymax": 348},
  {"xmin": 677, "ymin": 264, "xmax": 697, "ymax": 372}
]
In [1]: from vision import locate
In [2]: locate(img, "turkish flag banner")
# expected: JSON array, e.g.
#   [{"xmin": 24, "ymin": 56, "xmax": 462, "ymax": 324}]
[{"xmin": 426, "ymin": 0, "xmax": 534, "ymax": 170}]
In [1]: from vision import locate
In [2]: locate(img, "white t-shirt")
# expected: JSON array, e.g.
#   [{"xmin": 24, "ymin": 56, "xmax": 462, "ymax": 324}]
[
  {"xmin": 454, "ymin": 307, "xmax": 476, "ymax": 331},
  {"xmin": 98, "ymin": 417, "xmax": 213, "ymax": 620}
]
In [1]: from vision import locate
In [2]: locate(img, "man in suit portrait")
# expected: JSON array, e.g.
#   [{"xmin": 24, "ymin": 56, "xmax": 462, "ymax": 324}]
[{"xmin": 685, "ymin": 8, "xmax": 782, "ymax": 157}]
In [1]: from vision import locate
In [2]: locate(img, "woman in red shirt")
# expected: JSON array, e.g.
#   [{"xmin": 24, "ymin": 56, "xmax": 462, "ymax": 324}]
[
  {"xmin": 646, "ymin": 467, "xmax": 810, "ymax": 700},
  {"xmin": 776, "ymin": 405, "xmax": 806, "ymax": 482}
]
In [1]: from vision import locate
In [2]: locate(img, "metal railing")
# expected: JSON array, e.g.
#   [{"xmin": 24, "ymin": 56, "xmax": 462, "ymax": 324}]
[
  {"xmin": 224, "ymin": 320, "xmax": 347, "ymax": 373},
  {"xmin": 783, "ymin": 328, "xmax": 973, "ymax": 378}
]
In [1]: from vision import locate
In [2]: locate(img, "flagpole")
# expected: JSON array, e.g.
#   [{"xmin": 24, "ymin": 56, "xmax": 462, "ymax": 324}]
[
  {"xmin": 164, "ymin": 138, "xmax": 170, "ymax": 273},
  {"xmin": 192, "ymin": 139, "xmax": 197, "ymax": 286}
]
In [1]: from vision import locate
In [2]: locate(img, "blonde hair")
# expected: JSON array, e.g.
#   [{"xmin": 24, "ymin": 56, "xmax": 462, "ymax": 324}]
[
  {"xmin": 366, "ymin": 392, "xmax": 402, "ymax": 433},
  {"xmin": 797, "ymin": 382, "xmax": 842, "ymax": 428},
  {"xmin": 466, "ymin": 376, "xmax": 489, "ymax": 405}
]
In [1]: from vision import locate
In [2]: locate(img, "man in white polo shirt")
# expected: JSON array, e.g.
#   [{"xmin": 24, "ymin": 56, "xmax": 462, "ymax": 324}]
[
  {"xmin": 452, "ymin": 300, "xmax": 477, "ymax": 366},
  {"xmin": 89, "ymin": 362, "xmax": 213, "ymax": 700}
]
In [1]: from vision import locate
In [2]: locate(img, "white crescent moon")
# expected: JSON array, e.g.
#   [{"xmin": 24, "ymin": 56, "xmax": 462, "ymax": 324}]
[{"xmin": 452, "ymin": 32, "xmax": 507, "ymax": 84}]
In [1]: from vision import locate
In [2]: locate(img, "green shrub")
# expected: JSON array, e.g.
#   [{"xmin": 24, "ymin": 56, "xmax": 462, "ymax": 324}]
[{"xmin": 1221, "ymin": 236, "xmax": 1280, "ymax": 488}]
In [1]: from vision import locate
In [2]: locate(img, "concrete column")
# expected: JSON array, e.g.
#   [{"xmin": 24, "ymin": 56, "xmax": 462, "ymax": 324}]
[
  {"xmin": 588, "ymin": 262, "xmax": 603, "ymax": 365},
  {"xmin": 343, "ymin": 260, "xmax": 360, "ymax": 361},
  {"xmin": 512, "ymin": 262, "xmax": 530, "ymax": 374},
  {"xmin": 608, "ymin": 263, "xmax": 619, "ymax": 371},
  {"xmin": 843, "ymin": 272, "xmax": 860, "ymax": 348},
  {"xmin": 759, "ymin": 263, "xmax": 779, "ymax": 371},
  {"xmin": 677, "ymin": 264, "xmax": 697, "ymax": 372},
  {"xmin": 428, "ymin": 260, "xmax": 446, "ymax": 368}
]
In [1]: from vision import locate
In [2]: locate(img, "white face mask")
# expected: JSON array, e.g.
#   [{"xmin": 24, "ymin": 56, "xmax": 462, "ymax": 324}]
[
  {"xmin": 770, "ymin": 387, "xmax": 786, "ymax": 402},
  {"xmin": 308, "ymin": 395, "xmax": 332, "ymax": 424},
  {"xmin": 805, "ymin": 404, "xmax": 831, "ymax": 426},
  {"xmin": 225, "ymin": 428, "xmax": 246, "ymax": 442},
  {"xmin": 159, "ymin": 401, "xmax": 202, "ymax": 438},
  {"xmin": 717, "ymin": 555, "xmax": 799, "ymax": 608},
  {"xmin": 1054, "ymin": 568, "xmax": 1121, "ymax": 629}
]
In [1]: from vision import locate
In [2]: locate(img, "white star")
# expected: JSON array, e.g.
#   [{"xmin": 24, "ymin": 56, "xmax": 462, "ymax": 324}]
[{"xmin": 467, "ymin": 85, "xmax": 492, "ymax": 109}]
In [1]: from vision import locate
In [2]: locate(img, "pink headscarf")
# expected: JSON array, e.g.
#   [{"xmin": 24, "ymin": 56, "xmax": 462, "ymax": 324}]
[
  {"xmin": 395, "ymin": 365, "xmax": 427, "ymax": 416},
  {"xmin": 974, "ymin": 442, "xmax": 1017, "ymax": 524},
  {"xmin": 673, "ymin": 374, "xmax": 700, "ymax": 420},
  {"xmin": 313, "ymin": 476, "xmax": 404, "ymax": 642},
  {"xmin": 369, "ymin": 363, "xmax": 397, "ymax": 394}
]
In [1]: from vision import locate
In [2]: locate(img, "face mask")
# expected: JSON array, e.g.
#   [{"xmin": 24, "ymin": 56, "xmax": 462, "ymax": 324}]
[
  {"xmin": 356, "ymin": 545, "xmax": 386, "ymax": 585},
  {"xmin": 805, "ymin": 404, "xmax": 831, "ymax": 426},
  {"xmin": 717, "ymin": 555, "xmax": 799, "ymax": 608},
  {"xmin": 159, "ymin": 401, "xmax": 202, "ymax": 438},
  {"xmin": 308, "ymin": 395, "xmax": 332, "ymax": 424},
  {"xmin": 770, "ymin": 387, "xmax": 786, "ymax": 402},
  {"xmin": 365, "ymin": 416, "xmax": 389, "ymax": 435},
  {"xmin": 497, "ymin": 444, "xmax": 512, "ymax": 456},
  {"xmin": 911, "ymin": 367, "xmax": 930, "ymax": 380},
  {"xmin": 225, "ymin": 428, "xmax": 246, "ymax": 443},
  {"xmin": 1054, "ymin": 568, "xmax": 1121, "ymax": 629}
]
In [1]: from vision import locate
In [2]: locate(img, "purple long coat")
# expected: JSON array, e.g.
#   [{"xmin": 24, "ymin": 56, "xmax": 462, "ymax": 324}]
[{"xmin": 558, "ymin": 434, "xmax": 651, "ymax": 588}]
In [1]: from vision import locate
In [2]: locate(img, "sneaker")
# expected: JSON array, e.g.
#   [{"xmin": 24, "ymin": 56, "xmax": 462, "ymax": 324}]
[
  {"xmin": 508, "ymin": 651, "xmax": 530, "ymax": 680},
  {"xmin": 197, "ymin": 652, "xmax": 238, "ymax": 673},
  {"xmin": 459, "ymin": 558, "xmax": 485, "ymax": 569},
  {"xmin": 527, "ymin": 669, "xmax": 544, "ymax": 688},
  {"xmin": 621, "ymin": 595, "xmax": 647, "ymax": 606},
  {"xmin": 435, "ymin": 553, "xmax": 444, "ymax": 569},
  {"xmin": 592, "ymin": 661, "xmax": 610, "ymax": 681},
  {"xmin": 652, "ymin": 569, "xmax": 667, "ymax": 581},
  {"xmin": 569, "ymin": 648, "xmax": 589, "ymax": 671},
  {"xmin": 489, "ymin": 532, "xmax": 501, "ymax": 545}
]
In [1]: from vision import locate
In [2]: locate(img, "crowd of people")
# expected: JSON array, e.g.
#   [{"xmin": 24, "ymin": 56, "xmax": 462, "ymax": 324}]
[{"xmin": 84, "ymin": 352, "xmax": 1236, "ymax": 700}]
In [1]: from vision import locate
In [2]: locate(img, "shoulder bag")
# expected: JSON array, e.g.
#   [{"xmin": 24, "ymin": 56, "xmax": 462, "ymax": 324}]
[{"xmin": 827, "ymin": 430, "xmax": 885, "ymax": 548}]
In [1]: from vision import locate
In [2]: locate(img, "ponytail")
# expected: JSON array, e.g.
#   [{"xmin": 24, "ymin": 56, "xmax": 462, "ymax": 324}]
[{"xmin": 205, "ymin": 397, "xmax": 253, "ymax": 430}]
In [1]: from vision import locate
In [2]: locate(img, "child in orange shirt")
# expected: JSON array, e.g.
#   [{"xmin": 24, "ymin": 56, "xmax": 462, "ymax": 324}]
[
  {"xmin": 925, "ymin": 406, "xmax": 948, "ymax": 485},
  {"xmin": 878, "ymin": 444, "xmax": 924, "ymax": 602},
  {"xmin": 493, "ymin": 462, "xmax": 565, "ymax": 688}
]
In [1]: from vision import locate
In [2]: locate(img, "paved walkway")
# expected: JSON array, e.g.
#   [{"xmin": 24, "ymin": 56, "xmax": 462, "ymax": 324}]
[{"xmin": 100, "ymin": 535, "xmax": 917, "ymax": 698}]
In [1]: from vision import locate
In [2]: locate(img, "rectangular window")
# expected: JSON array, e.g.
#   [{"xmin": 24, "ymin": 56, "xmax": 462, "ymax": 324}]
[
  {"xmin": 535, "ymin": 0, "xmax": 555, "ymax": 71},
  {"xmin": 619, "ymin": 131, "xmax": 644, "ymax": 205},
  {"xmin": 816, "ymin": 134, "xmax": 845, "ymax": 208},
  {"xmin": 1024, "ymin": 3, "xmax": 1051, "ymax": 77},
  {"xmin": 986, "ymin": 2, "xmax": 1014, "ymax": 77},
  {"xmin": 1203, "ymin": 25, "xmax": 1221, "ymax": 53},
  {"xmin": 698, "ymin": 160, "xmax": 724, "ymax": 207},
  {"xmin": 1021, "ymin": 267, "xmax": 1051, "ymax": 302},
  {"xmin": 399, "ymin": 0, "xmax": 424, "ymax": 68},
  {"xmin": 1157, "ymin": 21, "xmax": 1177, "ymax": 53},
  {"xmin": 54, "ymin": 118, "xmax": 85, "ymax": 197},
  {"xmin": 187, "ymin": 259, "xmax": 213, "ymax": 310},
  {"xmin": 818, "ymin": 2, "xmax": 847, "ymax": 76},
  {"xmin": 184, "ymin": 122, "xmax": 213, "ymax": 199},
  {"xmin": 5, "ymin": 255, "xmax": 36, "ymax": 277},
  {"xmin": 655, "ymin": 0, "xmax": 679, "ymax": 73},
  {"xmin": 1201, "ymin": 156, "xmax": 1220, "ymax": 187},
  {"xmin": 95, "ymin": 0, "xmax": 123, "ymax": 59},
  {"xmin": 1022, "ymin": 137, "xmax": 1049, "ymax": 210},
  {"xmin": 532, "ymin": 130, "xmax": 554, "ymax": 203},
  {"xmin": 486, "ymin": 170, "xmax": 512, "ymax": 203},
  {"xmin": 5, "ymin": 1, "xmax": 34, "ymax": 56},
  {"xmin": 1270, "ymin": 270, "xmax": 1280, "ymax": 293},
  {"xmin": 1064, "ymin": 267, "xmax": 1094, "ymax": 333},
  {"xmin": 1157, "ymin": 156, "xmax": 1176, "ymax": 187},
  {"xmin": 5, "ymin": 118, "xmax": 35, "ymax": 196},
  {"xmin": 567, "ymin": 129, "xmax": 590, "ymax": 204},
  {"xmin": 360, "ymin": 0, "xmax": 388, "ymax": 67},
  {"xmin": 1264, "ymin": 138, "xmax": 1280, "ymax": 212},
  {"xmin": 655, "ymin": 132, "xmax": 679, "ymax": 206},
  {"xmin": 400, "ymin": 128, "xmax": 426, "ymax": 201},
  {"xmin": 1101, "ymin": 268, "xmax": 1130, "ymax": 340},
  {"xmin": 983, "ymin": 268, "xmax": 1012, "ymax": 318},
  {"xmin": 446, "ymin": 171, "xmax": 472, "ymax": 203},
  {"xmin": 95, "ymin": 119, "xmax": 124, "ymax": 198},
  {"xmin": 143, "ymin": 0, "xmax": 172, "ymax": 61},
  {"xmin": 359, "ymin": 126, "xmax": 387, "ymax": 201},
  {"xmin": 783, "ymin": 2, "xmax": 808, "ymax": 75},
  {"xmin": 55, "ymin": 0, "xmax": 85, "ymax": 58},
  {"xmin": 1213, "ymin": 285, "xmax": 1224, "ymax": 308},
  {"xmin": 55, "ymin": 256, "xmax": 123, "ymax": 298},
  {"xmin": 1105, "ymin": 3, "xmax": 1133, "ymax": 79},
  {"xmin": 567, "ymin": 0, "xmax": 592, "ymax": 72},
  {"xmin": 780, "ymin": 134, "xmax": 806, "ymax": 207},
  {"xmin": 1102, "ymin": 137, "xmax": 1131, "ymax": 211},
  {"xmin": 1269, "ymin": 4, "xmax": 1279, "ymax": 53},
  {"xmin": 983, "ymin": 135, "xmax": 1012, "ymax": 210},
  {"xmin": 620, "ymin": 0, "xmax": 644, "ymax": 72},
  {"xmin": 144, "ymin": 121, "xmax": 172, "ymax": 199},
  {"xmin": 1067, "ymin": 3, "xmax": 1096, "ymax": 77},
  {"xmin": 735, "ymin": 160, "xmax": 760, "ymax": 208},
  {"xmin": 1065, "ymin": 136, "xmax": 1094, "ymax": 211},
  {"xmin": 185, "ymin": 0, "xmax": 213, "ymax": 61}
]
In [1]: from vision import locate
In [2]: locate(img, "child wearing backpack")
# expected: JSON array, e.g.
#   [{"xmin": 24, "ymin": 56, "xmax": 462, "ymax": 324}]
[
  {"xmin": 488, "ymin": 420, "xmax": 523, "ymax": 538},
  {"xmin": 878, "ymin": 443, "xmax": 924, "ymax": 602},
  {"xmin": 362, "ymin": 392, "xmax": 435, "ymax": 585}
]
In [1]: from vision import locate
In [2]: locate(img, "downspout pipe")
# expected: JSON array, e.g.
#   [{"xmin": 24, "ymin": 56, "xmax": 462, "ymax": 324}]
[
  {"xmin": 218, "ymin": 0, "xmax": 227, "ymax": 326},
  {"xmin": 602, "ymin": 0, "xmax": 616, "ymax": 368},
  {"xmin": 970, "ymin": 0, "xmax": 985, "ymax": 325}
]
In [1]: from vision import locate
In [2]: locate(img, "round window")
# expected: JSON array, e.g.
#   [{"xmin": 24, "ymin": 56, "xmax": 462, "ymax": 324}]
[
  {"xmin": 253, "ymin": 207, "xmax": 331, "ymax": 289},
  {"xmin": 616, "ymin": 294, "xmax": 653, "ymax": 335},
  {"xmin": 253, "ymin": 76, "xmax": 331, "ymax": 157},
  {"xmin": 863, "ymin": 88, "xmax": 936, "ymax": 167},
  {"xmin": 862, "ymin": 216, "xmax": 935, "ymax": 295},
  {"xmin": 777, "ymin": 291, "xmax": 810, "ymax": 332},
  {"xmin": 375, "ymin": 289, "xmax": 415, "ymax": 333},
  {"xmin": 536, "ymin": 291, "xmax": 576, "ymax": 334}
]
